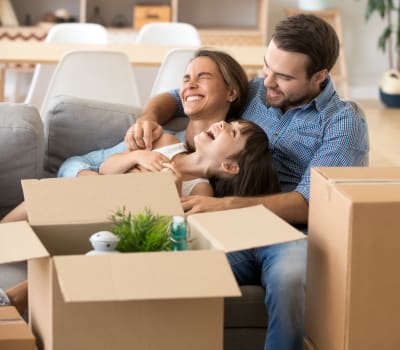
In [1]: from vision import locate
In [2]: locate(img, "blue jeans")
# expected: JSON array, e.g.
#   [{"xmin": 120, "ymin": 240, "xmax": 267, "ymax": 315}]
[{"xmin": 227, "ymin": 239, "xmax": 307, "ymax": 350}]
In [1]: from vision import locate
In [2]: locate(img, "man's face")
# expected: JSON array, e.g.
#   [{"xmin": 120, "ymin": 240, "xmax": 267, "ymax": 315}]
[{"xmin": 263, "ymin": 40, "xmax": 322, "ymax": 111}]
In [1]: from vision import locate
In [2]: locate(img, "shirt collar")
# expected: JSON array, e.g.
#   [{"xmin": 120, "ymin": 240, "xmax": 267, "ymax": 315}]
[{"xmin": 312, "ymin": 75, "xmax": 335, "ymax": 112}]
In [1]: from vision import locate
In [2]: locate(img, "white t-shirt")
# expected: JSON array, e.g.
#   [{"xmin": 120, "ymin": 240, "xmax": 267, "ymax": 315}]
[{"xmin": 154, "ymin": 143, "xmax": 209, "ymax": 196}]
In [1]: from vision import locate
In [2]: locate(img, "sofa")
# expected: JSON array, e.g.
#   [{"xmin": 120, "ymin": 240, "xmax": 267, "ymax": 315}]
[{"xmin": 0, "ymin": 95, "xmax": 267, "ymax": 349}]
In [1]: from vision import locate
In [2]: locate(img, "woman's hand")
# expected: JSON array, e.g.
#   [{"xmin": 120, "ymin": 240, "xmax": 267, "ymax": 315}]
[{"xmin": 124, "ymin": 120, "xmax": 164, "ymax": 151}]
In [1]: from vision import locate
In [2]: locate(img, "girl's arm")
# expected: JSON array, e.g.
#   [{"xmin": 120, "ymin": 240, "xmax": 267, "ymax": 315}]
[
  {"xmin": 100, "ymin": 133, "xmax": 180, "ymax": 175},
  {"xmin": 99, "ymin": 149, "xmax": 169, "ymax": 174}
]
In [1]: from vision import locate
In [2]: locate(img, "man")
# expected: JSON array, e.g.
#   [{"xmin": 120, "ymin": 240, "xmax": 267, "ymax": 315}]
[{"xmin": 126, "ymin": 14, "xmax": 369, "ymax": 350}]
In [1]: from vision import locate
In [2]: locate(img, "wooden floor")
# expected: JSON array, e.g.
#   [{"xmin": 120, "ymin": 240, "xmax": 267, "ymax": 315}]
[{"xmin": 357, "ymin": 99, "xmax": 400, "ymax": 167}]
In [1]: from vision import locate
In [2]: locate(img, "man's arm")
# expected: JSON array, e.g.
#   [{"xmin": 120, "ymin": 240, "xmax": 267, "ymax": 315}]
[
  {"xmin": 124, "ymin": 92, "xmax": 179, "ymax": 150},
  {"xmin": 181, "ymin": 191, "xmax": 308, "ymax": 225}
]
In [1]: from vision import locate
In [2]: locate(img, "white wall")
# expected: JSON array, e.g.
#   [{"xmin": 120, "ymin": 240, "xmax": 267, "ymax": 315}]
[{"xmin": 268, "ymin": 0, "xmax": 387, "ymax": 99}]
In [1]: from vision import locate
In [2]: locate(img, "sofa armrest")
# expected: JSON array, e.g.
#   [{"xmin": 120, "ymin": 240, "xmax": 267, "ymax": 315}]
[
  {"xmin": 44, "ymin": 95, "xmax": 139, "ymax": 177},
  {"xmin": 0, "ymin": 103, "xmax": 43, "ymax": 219}
]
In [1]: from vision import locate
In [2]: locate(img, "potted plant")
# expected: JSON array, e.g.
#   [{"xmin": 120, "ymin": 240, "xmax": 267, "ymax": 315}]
[
  {"xmin": 363, "ymin": 0, "xmax": 400, "ymax": 107},
  {"xmin": 111, "ymin": 207, "xmax": 173, "ymax": 252}
]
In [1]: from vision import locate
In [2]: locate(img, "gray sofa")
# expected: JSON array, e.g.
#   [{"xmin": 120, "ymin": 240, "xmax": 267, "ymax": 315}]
[{"xmin": 0, "ymin": 95, "xmax": 267, "ymax": 350}]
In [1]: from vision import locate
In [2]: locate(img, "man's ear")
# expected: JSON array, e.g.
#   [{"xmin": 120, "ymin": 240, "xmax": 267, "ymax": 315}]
[
  {"xmin": 312, "ymin": 69, "xmax": 328, "ymax": 85},
  {"xmin": 221, "ymin": 159, "xmax": 240, "ymax": 175}
]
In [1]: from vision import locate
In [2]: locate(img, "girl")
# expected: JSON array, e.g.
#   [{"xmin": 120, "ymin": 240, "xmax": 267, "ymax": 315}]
[{"xmin": 99, "ymin": 119, "xmax": 280, "ymax": 197}]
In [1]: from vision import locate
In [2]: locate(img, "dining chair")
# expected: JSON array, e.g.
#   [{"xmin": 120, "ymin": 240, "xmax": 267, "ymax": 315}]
[
  {"xmin": 134, "ymin": 22, "xmax": 201, "ymax": 104},
  {"xmin": 40, "ymin": 50, "xmax": 141, "ymax": 119},
  {"xmin": 24, "ymin": 23, "xmax": 109, "ymax": 111},
  {"xmin": 150, "ymin": 48, "xmax": 197, "ymax": 97},
  {"xmin": 135, "ymin": 22, "xmax": 201, "ymax": 46}
]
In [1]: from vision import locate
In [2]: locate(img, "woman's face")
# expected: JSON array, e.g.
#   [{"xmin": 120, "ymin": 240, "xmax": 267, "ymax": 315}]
[
  {"xmin": 179, "ymin": 56, "xmax": 235, "ymax": 120},
  {"xmin": 194, "ymin": 121, "xmax": 247, "ymax": 164}
]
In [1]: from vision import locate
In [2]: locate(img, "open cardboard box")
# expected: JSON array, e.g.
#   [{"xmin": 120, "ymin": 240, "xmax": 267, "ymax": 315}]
[
  {"xmin": 0, "ymin": 306, "xmax": 35, "ymax": 350},
  {"xmin": 305, "ymin": 167, "xmax": 400, "ymax": 350},
  {"xmin": 1, "ymin": 173, "xmax": 304, "ymax": 350}
]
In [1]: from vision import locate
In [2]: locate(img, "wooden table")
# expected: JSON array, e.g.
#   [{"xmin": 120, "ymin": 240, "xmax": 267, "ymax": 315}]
[{"xmin": 0, "ymin": 41, "xmax": 266, "ymax": 101}]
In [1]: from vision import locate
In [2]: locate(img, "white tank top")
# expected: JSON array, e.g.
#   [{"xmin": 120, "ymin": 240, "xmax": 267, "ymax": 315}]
[{"xmin": 154, "ymin": 143, "xmax": 209, "ymax": 196}]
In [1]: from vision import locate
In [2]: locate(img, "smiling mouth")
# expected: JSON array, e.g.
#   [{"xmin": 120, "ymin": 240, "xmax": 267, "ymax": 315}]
[
  {"xmin": 206, "ymin": 131, "xmax": 215, "ymax": 140},
  {"xmin": 185, "ymin": 95, "xmax": 203, "ymax": 102}
]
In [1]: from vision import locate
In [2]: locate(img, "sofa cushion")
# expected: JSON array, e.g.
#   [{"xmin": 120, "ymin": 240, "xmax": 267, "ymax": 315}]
[
  {"xmin": 0, "ymin": 103, "xmax": 43, "ymax": 219},
  {"xmin": 43, "ymin": 95, "xmax": 139, "ymax": 177}
]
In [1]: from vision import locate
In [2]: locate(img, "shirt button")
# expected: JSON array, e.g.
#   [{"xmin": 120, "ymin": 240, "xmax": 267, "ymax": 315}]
[{"xmin": 273, "ymin": 132, "xmax": 278, "ymax": 136}]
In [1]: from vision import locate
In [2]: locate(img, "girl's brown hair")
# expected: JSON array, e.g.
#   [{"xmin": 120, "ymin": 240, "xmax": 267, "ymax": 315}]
[{"xmin": 211, "ymin": 120, "xmax": 280, "ymax": 197}]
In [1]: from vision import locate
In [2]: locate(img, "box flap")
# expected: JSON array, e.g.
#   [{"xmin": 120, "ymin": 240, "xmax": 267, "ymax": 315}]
[
  {"xmin": 0, "ymin": 221, "xmax": 48, "ymax": 264},
  {"xmin": 22, "ymin": 173, "xmax": 184, "ymax": 225},
  {"xmin": 0, "ymin": 306, "xmax": 20, "ymax": 320},
  {"xmin": 313, "ymin": 167, "xmax": 400, "ymax": 203},
  {"xmin": 187, "ymin": 205, "xmax": 305, "ymax": 252},
  {"xmin": 315, "ymin": 167, "xmax": 400, "ymax": 183},
  {"xmin": 53, "ymin": 250, "xmax": 241, "ymax": 302}
]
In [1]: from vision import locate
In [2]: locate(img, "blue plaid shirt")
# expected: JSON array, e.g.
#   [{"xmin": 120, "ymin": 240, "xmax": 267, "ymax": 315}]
[{"xmin": 170, "ymin": 77, "xmax": 369, "ymax": 202}]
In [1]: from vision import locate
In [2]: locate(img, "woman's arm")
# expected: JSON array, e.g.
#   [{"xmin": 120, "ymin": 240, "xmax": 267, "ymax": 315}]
[{"xmin": 57, "ymin": 141, "xmax": 127, "ymax": 177}]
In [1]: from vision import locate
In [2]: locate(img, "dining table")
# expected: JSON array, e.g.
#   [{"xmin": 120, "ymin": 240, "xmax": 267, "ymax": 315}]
[{"xmin": 0, "ymin": 41, "xmax": 266, "ymax": 101}]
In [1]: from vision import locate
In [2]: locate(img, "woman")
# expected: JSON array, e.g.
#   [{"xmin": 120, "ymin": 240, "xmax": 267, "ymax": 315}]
[
  {"xmin": 58, "ymin": 48, "xmax": 249, "ymax": 177},
  {"xmin": 2, "ymin": 48, "xmax": 249, "ymax": 222}
]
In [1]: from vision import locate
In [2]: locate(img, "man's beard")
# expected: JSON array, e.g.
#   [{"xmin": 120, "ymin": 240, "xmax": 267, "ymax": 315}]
[{"xmin": 267, "ymin": 90, "xmax": 313, "ymax": 111}]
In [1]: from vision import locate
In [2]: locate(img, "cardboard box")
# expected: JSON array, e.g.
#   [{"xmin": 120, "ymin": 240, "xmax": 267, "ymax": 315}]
[
  {"xmin": 0, "ymin": 306, "xmax": 35, "ymax": 350},
  {"xmin": 134, "ymin": 4, "xmax": 171, "ymax": 30},
  {"xmin": 305, "ymin": 167, "xmax": 400, "ymax": 350},
  {"xmin": 1, "ymin": 173, "xmax": 304, "ymax": 350},
  {"xmin": 303, "ymin": 336, "xmax": 317, "ymax": 350}
]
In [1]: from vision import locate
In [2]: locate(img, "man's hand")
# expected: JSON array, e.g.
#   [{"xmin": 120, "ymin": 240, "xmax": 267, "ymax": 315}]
[
  {"xmin": 181, "ymin": 195, "xmax": 227, "ymax": 215},
  {"xmin": 124, "ymin": 120, "xmax": 163, "ymax": 151}
]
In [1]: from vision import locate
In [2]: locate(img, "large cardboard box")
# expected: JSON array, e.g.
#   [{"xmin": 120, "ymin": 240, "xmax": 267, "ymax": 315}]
[
  {"xmin": 305, "ymin": 167, "xmax": 400, "ymax": 350},
  {"xmin": 134, "ymin": 4, "xmax": 171, "ymax": 30},
  {"xmin": 0, "ymin": 306, "xmax": 35, "ymax": 350},
  {"xmin": 1, "ymin": 173, "xmax": 304, "ymax": 350}
]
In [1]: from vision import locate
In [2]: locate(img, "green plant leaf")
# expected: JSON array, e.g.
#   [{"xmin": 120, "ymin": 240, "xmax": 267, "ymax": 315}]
[{"xmin": 110, "ymin": 207, "xmax": 173, "ymax": 252}]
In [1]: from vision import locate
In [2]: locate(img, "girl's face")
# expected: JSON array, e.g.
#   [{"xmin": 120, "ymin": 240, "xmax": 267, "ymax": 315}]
[
  {"xmin": 194, "ymin": 121, "xmax": 248, "ymax": 171},
  {"xmin": 179, "ymin": 56, "xmax": 236, "ymax": 120}
]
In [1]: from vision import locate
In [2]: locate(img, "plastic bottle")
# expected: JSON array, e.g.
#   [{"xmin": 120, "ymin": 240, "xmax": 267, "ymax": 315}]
[{"xmin": 171, "ymin": 216, "xmax": 188, "ymax": 251}]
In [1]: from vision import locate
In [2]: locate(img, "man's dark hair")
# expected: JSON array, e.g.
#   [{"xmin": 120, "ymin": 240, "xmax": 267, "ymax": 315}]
[
  {"xmin": 211, "ymin": 120, "xmax": 280, "ymax": 197},
  {"xmin": 272, "ymin": 14, "xmax": 340, "ymax": 77}
]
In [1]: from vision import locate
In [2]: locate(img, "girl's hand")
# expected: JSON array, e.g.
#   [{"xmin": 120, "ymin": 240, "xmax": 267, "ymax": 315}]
[
  {"xmin": 161, "ymin": 162, "xmax": 182, "ymax": 195},
  {"xmin": 134, "ymin": 150, "xmax": 170, "ymax": 172}
]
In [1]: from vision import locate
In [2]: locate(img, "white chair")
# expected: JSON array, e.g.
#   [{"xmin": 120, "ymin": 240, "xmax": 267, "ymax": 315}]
[
  {"xmin": 135, "ymin": 22, "xmax": 201, "ymax": 46},
  {"xmin": 134, "ymin": 22, "xmax": 201, "ymax": 104},
  {"xmin": 24, "ymin": 23, "xmax": 109, "ymax": 111},
  {"xmin": 40, "ymin": 50, "xmax": 141, "ymax": 118},
  {"xmin": 150, "ymin": 48, "xmax": 197, "ymax": 97}
]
